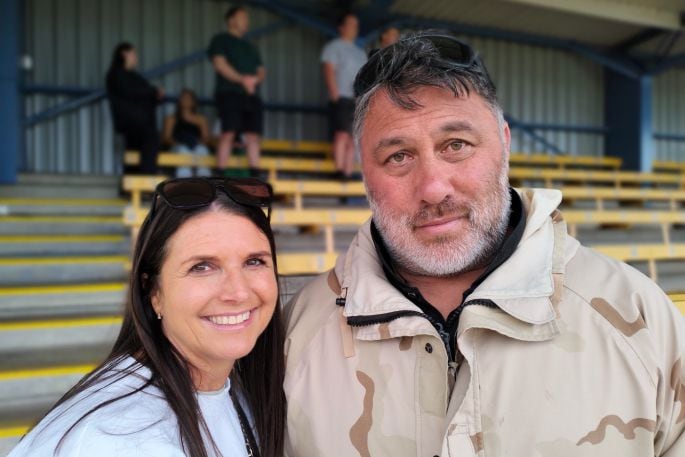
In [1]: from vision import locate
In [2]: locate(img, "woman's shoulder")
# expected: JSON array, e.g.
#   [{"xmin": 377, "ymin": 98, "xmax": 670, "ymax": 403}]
[{"xmin": 9, "ymin": 357, "xmax": 181, "ymax": 456}]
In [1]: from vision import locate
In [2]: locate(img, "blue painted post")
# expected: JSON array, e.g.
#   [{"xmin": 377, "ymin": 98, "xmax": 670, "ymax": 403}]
[
  {"xmin": 605, "ymin": 70, "xmax": 653, "ymax": 171},
  {"xmin": 0, "ymin": 0, "xmax": 21, "ymax": 183}
]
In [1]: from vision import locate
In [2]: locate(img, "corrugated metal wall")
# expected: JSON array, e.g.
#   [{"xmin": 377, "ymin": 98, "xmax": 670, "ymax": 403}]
[
  {"xmin": 23, "ymin": 0, "xmax": 329, "ymax": 174},
  {"xmin": 653, "ymin": 69, "xmax": 685, "ymax": 162},
  {"xmin": 23, "ymin": 0, "xmax": 606, "ymax": 175},
  {"xmin": 464, "ymin": 36, "xmax": 605, "ymax": 157}
]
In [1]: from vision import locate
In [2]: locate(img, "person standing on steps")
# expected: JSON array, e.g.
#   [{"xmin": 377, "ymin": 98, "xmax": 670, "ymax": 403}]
[{"xmin": 208, "ymin": 5, "xmax": 265, "ymax": 178}]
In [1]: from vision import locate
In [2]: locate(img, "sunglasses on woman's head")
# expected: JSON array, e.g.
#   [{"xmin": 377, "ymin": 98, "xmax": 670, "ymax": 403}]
[
  {"xmin": 149, "ymin": 177, "xmax": 273, "ymax": 220},
  {"xmin": 354, "ymin": 33, "xmax": 480, "ymax": 97}
]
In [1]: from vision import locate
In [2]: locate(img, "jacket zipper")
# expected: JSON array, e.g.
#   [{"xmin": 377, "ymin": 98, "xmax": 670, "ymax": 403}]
[{"xmin": 345, "ymin": 298, "xmax": 498, "ymax": 362}]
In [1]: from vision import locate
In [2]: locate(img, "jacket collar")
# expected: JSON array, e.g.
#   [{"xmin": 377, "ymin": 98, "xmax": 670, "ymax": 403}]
[{"xmin": 335, "ymin": 188, "xmax": 573, "ymax": 328}]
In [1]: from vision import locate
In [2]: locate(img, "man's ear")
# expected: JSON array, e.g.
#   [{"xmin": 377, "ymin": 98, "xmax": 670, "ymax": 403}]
[{"xmin": 503, "ymin": 121, "xmax": 511, "ymax": 161}]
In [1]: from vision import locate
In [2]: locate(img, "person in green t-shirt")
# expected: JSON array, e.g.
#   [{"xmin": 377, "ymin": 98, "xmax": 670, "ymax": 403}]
[{"xmin": 208, "ymin": 5, "xmax": 265, "ymax": 177}]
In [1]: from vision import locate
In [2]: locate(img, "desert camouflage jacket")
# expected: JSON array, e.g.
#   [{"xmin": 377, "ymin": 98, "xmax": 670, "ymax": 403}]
[{"xmin": 284, "ymin": 188, "xmax": 685, "ymax": 457}]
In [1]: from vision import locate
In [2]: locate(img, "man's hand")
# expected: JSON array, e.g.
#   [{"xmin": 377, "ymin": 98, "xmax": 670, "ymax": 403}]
[{"xmin": 242, "ymin": 75, "xmax": 259, "ymax": 95}]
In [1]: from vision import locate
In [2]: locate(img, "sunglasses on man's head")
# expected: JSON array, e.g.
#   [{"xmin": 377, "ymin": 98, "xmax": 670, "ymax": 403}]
[
  {"xmin": 149, "ymin": 177, "xmax": 273, "ymax": 220},
  {"xmin": 354, "ymin": 33, "xmax": 479, "ymax": 97}
]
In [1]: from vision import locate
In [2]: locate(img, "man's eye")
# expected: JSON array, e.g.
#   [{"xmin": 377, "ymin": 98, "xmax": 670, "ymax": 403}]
[
  {"xmin": 387, "ymin": 152, "xmax": 407, "ymax": 164},
  {"xmin": 449, "ymin": 141, "xmax": 466, "ymax": 151}
]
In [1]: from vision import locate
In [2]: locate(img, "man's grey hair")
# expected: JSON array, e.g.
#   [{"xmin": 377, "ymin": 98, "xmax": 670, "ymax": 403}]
[{"xmin": 352, "ymin": 32, "xmax": 505, "ymax": 147}]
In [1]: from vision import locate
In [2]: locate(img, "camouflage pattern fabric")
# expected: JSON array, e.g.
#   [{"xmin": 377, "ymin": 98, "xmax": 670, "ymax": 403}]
[{"xmin": 284, "ymin": 188, "xmax": 685, "ymax": 457}]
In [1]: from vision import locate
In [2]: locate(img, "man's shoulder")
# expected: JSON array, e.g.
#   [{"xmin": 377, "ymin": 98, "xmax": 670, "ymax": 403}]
[
  {"xmin": 563, "ymin": 243, "xmax": 682, "ymax": 345},
  {"xmin": 285, "ymin": 270, "xmax": 340, "ymax": 330}
]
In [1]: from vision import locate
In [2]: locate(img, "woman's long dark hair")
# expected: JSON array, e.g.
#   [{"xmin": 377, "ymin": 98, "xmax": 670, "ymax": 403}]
[
  {"xmin": 34, "ymin": 191, "xmax": 286, "ymax": 457},
  {"xmin": 108, "ymin": 41, "xmax": 134, "ymax": 73},
  {"xmin": 175, "ymin": 88, "xmax": 199, "ymax": 116}
]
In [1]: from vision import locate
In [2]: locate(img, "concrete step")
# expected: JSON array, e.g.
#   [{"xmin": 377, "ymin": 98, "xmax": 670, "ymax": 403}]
[
  {"xmin": 0, "ymin": 198, "xmax": 126, "ymax": 216},
  {"xmin": 0, "ymin": 256, "xmax": 128, "ymax": 286},
  {"xmin": 0, "ymin": 317, "xmax": 120, "ymax": 370},
  {"xmin": 0, "ymin": 184, "xmax": 120, "ymax": 199},
  {"xmin": 0, "ymin": 173, "xmax": 121, "ymax": 202},
  {"xmin": 0, "ymin": 235, "xmax": 130, "ymax": 256},
  {"xmin": 0, "ymin": 364, "xmax": 93, "ymax": 432},
  {"xmin": 0, "ymin": 283, "xmax": 127, "ymax": 319},
  {"xmin": 0, "ymin": 425, "xmax": 25, "ymax": 456},
  {"xmin": 0, "ymin": 215, "xmax": 125, "ymax": 235},
  {"xmin": 17, "ymin": 174, "xmax": 119, "ymax": 187}
]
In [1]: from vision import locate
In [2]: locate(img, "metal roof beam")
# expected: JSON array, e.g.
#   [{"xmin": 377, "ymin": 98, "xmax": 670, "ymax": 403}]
[
  {"xmin": 611, "ymin": 27, "xmax": 665, "ymax": 53},
  {"xmin": 647, "ymin": 51, "xmax": 685, "ymax": 74},
  {"xmin": 393, "ymin": 15, "xmax": 643, "ymax": 78},
  {"xmin": 357, "ymin": 0, "xmax": 396, "ymax": 36},
  {"xmin": 503, "ymin": 0, "xmax": 683, "ymax": 30},
  {"xmin": 244, "ymin": 0, "xmax": 338, "ymax": 38}
]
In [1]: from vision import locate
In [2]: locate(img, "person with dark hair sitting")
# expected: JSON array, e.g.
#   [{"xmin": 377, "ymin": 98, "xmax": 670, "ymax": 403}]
[
  {"xmin": 106, "ymin": 42, "xmax": 163, "ymax": 175},
  {"xmin": 9, "ymin": 177, "xmax": 285, "ymax": 457},
  {"xmin": 162, "ymin": 88, "xmax": 212, "ymax": 178}
]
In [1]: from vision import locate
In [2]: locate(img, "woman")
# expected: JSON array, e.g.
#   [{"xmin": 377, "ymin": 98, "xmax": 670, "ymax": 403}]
[
  {"xmin": 9, "ymin": 177, "xmax": 285, "ymax": 457},
  {"xmin": 162, "ymin": 89, "xmax": 212, "ymax": 178},
  {"xmin": 106, "ymin": 42, "xmax": 163, "ymax": 174}
]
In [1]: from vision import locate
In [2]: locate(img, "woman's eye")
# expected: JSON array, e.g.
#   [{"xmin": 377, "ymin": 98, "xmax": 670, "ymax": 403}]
[
  {"xmin": 245, "ymin": 257, "xmax": 267, "ymax": 267},
  {"xmin": 189, "ymin": 262, "xmax": 212, "ymax": 273}
]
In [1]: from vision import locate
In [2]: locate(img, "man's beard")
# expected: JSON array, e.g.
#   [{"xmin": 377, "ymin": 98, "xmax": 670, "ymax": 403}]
[{"xmin": 368, "ymin": 156, "xmax": 511, "ymax": 278}]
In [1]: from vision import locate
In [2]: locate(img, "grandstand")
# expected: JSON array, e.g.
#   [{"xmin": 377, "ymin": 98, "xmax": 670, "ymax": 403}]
[{"xmin": 2, "ymin": 0, "xmax": 685, "ymax": 454}]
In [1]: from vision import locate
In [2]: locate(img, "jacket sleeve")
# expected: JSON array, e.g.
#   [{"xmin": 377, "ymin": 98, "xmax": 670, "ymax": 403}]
[
  {"xmin": 108, "ymin": 69, "xmax": 157, "ymax": 102},
  {"xmin": 650, "ymin": 291, "xmax": 685, "ymax": 456}
]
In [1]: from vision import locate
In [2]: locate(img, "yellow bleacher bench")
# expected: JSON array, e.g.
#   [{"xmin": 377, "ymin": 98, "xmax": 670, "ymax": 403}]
[
  {"xmin": 592, "ymin": 242, "xmax": 685, "ymax": 281},
  {"xmin": 653, "ymin": 160, "xmax": 685, "ymax": 174},
  {"xmin": 124, "ymin": 151, "xmax": 359, "ymax": 181},
  {"xmin": 509, "ymin": 153, "xmax": 621, "ymax": 170},
  {"xmin": 510, "ymin": 168, "xmax": 685, "ymax": 189},
  {"xmin": 562, "ymin": 209, "xmax": 685, "ymax": 243},
  {"xmin": 125, "ymin": 206, "xmax": 371, "ymax": 253},
  {"xmin": 560, "ymin": 186, "xmax": 685, "ymax": 210}
]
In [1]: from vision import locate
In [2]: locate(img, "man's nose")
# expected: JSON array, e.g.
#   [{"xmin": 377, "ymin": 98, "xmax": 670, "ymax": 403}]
[{"xmin": 415, "ymin": 155, "xmax": 455, "ymax": 206}]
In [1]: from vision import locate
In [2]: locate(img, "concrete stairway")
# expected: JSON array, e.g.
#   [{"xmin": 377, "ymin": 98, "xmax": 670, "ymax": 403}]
[{"xmin": 0, "ymin": 175, "xmax": 129, "ymax": 454}]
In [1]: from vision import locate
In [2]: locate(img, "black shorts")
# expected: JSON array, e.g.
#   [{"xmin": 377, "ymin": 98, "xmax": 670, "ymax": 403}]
[
  {"xmin": 215, "ymin": 92, "xmax": 263, "ymax": 134},
  {"xmin": 329, "ymin": 97, "xmax": 355, "ymax": 134}
]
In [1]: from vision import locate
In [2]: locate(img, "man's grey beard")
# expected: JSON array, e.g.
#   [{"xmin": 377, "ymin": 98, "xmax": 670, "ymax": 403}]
[{"xmin": 368, "ymin": 158, "xmax": 511, "ymax": 278}]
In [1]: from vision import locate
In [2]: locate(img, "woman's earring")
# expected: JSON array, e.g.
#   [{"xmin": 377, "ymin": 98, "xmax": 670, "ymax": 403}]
[{"xmin": 157, "ymin": 313, "xmax": 162, "ymax": 320}]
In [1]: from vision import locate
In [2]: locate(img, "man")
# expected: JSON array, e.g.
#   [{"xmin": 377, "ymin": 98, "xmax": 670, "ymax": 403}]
[
  {"xmin": 369, "ymin": 25, "xmax": 401, "ymax": 58},
  {"xmin": 321, "ymin": 13, "xmax": 367, "ymax": 180},
  {"xmin": 285, "ymin": 33, "xmax": 685, "ymax": 456},
  {"xmin": 379, "ymin": 25, "xmax": 400, "ymax": 49},
  {"xmin": 208, "ymin": 5, "xmax": 264, "ymax": 177}
]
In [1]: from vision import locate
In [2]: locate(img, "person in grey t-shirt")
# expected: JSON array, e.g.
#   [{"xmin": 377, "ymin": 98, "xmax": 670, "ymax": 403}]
[{"xmin": 321, "ymin": 13, "xmax": 367, "ymax": 180}]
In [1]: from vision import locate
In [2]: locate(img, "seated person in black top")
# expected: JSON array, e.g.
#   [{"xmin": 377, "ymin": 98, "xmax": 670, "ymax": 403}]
[
  {"xmin": 106, "ymin": 42, "xmax": 163, "ymax": 175},
  {"xmin": 162, "ymin": 88, "xmax": 211, "ymax": 178}
]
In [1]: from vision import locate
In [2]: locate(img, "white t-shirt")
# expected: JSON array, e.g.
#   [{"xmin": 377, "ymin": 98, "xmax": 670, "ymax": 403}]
[
  {"xmin": 321, "ymin": 38, "xmax": 367, "ymax": 99},
  {"xmin": 8, "ymin": 357, "xmax": 251, "ymax": 457}
]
